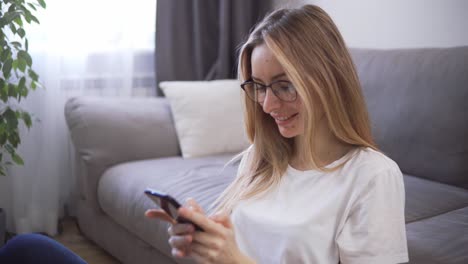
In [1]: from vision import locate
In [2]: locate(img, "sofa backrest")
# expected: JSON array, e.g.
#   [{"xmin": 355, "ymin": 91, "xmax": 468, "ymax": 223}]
[{"xmin": 350, "ymin": 47, "xmax": 468, "ymax": 189}]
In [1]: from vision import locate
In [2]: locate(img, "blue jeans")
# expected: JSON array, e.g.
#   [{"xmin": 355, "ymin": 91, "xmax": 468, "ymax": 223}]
[{"xmin": 0, "ymin": 233, "xmax": 87, "ymax": 264}]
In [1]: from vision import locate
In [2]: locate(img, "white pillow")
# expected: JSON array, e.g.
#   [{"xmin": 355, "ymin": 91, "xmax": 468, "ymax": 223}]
[{"xmin": 160, "ymin": 79, "xmax": 250, "ymax": 158}]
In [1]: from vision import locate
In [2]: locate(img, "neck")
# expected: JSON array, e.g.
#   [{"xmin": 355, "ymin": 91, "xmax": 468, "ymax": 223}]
[{"xmin": 290, "ymin": 117, "xmax": 353, "ymax": 171}]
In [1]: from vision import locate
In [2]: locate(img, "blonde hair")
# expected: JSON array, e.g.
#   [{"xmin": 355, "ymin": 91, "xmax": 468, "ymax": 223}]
[{"xmin": 212, "ymin": 5, "xmax": 376, "ymax": 214}]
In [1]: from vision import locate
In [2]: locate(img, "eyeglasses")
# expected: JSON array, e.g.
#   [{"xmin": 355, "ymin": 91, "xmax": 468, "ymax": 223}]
[{"xmin": 240, "ymin": 80, "xmax": 297, "ymax": 103}]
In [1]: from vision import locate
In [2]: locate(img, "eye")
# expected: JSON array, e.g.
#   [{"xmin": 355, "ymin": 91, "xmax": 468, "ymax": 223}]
[
  {"xmin": 276, "ymin": 82, "xmax": 294, "ymax": 92},
  {"xmin": 255, "ymin": 84, "xmax": 267, "ymax": 93},
  {"xmin": 280, "ymin": 84, "xmax": 290, "ymax": 91}
]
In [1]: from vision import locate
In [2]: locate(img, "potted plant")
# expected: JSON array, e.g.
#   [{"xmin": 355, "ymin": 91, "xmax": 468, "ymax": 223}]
[{"xmin": 0, "ymin": 0, "xmax": 46, "ymax": 244}]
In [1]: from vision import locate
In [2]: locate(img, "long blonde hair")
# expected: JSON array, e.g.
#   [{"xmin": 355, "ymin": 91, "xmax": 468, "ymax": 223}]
[{"xmin": 212, "ymin": 5, "xmax": 376, "ymax": 214}]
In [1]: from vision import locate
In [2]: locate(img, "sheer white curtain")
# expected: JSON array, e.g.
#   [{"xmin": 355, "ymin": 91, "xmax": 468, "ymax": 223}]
[{"xmin": 0, "ymin": 0, "xmax": 156, "ymax": 235}]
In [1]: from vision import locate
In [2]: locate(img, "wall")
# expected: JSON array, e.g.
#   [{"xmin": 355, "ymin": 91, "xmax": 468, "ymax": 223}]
[{"xmin": 274, "ymin": 0, "xmax": 468, "ymax": 49}]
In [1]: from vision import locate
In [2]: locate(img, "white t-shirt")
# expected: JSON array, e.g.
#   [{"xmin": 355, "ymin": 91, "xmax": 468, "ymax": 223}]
[{"xmin": 231, "ymin": 147, "xmax": 409, "ymax": 264}]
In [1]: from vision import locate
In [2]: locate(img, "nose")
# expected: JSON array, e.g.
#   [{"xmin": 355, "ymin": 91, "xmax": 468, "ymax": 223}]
[{"xmin": 261, "ymin": 88, "xmax": 281, "ymax": 114}]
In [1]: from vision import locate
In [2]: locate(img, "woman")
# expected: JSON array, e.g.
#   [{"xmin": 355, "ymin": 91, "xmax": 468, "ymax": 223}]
[{"xmin": 146, "ymin": 4, "xmax": 408, "ymax": 264}]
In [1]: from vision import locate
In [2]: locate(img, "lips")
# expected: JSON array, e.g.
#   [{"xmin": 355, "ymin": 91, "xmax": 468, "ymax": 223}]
[{"xmin": 273, "ymin": 113, "xmax": 298, "ymax": 126}]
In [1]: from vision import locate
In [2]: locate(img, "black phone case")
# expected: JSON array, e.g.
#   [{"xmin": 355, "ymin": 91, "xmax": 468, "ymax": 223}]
[{"xmin": 145, "ymin": 189, "xmax": 203, "ymax": 231}]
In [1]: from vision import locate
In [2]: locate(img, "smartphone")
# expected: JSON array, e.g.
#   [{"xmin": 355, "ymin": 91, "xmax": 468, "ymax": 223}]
[{"xmin": 144, "ymin": 188, "xmax": 203, "ymax": 231}]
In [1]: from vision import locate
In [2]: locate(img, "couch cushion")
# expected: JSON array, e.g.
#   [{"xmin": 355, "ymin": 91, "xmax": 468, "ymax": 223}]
[
  {"xmin": 404, "ymin": 174, "xmax": 468, "ymax": 223},
  {"xmin": 160, "ymin": 79, "xmax": 249, "ymax": 158},
  {"xmin": 406, "ymin": 206, "xmax": 468, "ymax": 264},
  {"xmin": 97, "ymin": 154, "xmax": 239, "ymax": 261},
  {"xmin": 350, "ymin": 47, "xmax": 468, "ymax": 189}
]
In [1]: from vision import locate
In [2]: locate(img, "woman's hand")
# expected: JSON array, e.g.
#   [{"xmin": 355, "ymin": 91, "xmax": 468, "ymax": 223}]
[
  {"xmin": 145, "ymin": 198, "xmax": 255, "ymax": 264},
  {"xmin": 177, "ymin": 200, "xmax": 255, "ymax": 264},
  {"xmin": 145, "ymin": 198, "xmax": 201, "ymax": 258}
]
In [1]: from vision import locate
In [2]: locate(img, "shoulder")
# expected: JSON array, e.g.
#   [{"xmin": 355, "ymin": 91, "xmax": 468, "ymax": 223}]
[
  {"xmin": 351, "ymin": 147, "xmax": 399, "ymax": 171},
  {"xmin": 344, "ymin": 147, "xmax": 403, "ymax": 186}
]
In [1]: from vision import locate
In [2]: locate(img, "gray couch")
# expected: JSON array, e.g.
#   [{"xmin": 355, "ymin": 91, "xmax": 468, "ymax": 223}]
[{"xmin": 65, "ymin": 47, "xmax": 468, "ymax": 264}]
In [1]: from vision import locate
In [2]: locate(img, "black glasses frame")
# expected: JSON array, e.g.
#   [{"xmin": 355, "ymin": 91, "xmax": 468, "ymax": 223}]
[{"xmin": 240, "ymin": 80, "xmax": 297, "ymax": 103}]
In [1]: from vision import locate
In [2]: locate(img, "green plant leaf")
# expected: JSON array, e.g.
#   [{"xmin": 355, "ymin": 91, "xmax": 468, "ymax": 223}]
[
  {"xmin": 10, "ymin": 41, "xmax": 22, "ymax": 49},
  {"xmin": 21, "ymin": 112, "xmax": 32, "ymax": 128},
  {"xmin": 1, "ymin": 49, "xmax": 11, "ymax": 61},
  {"xmin": 1, "ymin": 12, "xmax": 21, "ymax": 26},
  {"xmin": 18, "ymin": 57, "xmax": 27, "ymax": 72},
  {"xmin": 8, "ymin": 132, "xmax": 21, "ymax": 148},
  {"xmin": 12, "ymin": 153, "xmax": 24, "ymax": 165},
  {"xmin": 0, "ymin": 123, "xmax": 5, "ymax": 136},
  {"xmin": 8, "ymin": 3, "xmax": 16, "ymax": 13},
  {"xmin": 3, "ymin": 11, "xmax": 21, "ymax": 25},
  {"xmin": 25, "ymin": 38, "xmax": 29, "ymax": 51},
  {"xmin": 28, "ymin": 69, "xmax": 38, "ymax": 81},
  {"xmin": 38, "ymin": 0, "xmax": 47, "ymax": 9},
  {"xmin": 8, "ymin": 83, "xmax": 17, "ymax": 98},
  {"xmin": 12, "ymin": 59, "xmax": 18, "ymax": 70},
  {"xmin": 18, "ymin": 77, "xmax": 26, "ymax": 99},
  {"xmin": 20, "ymin": 86, "xmax": 28, "ymax": 98},
  {"xmin": 2, "ymin": 58, "xmax": 13, "ymax": 79},
  {"xmin": 9, "ymin": 23, "xmax": 17, "ymax": 34},
  {"xmin": 18, "ymin": 76, "xmax": 26, "ymax": 89},
  {"xmin": 23, "ymin": 11, "xmax": 32, "ymax": 24},
  {"xmin": 17, "ymin": 28, "xmax": 25, "ymax": 38},
  {"xmin": 4, "ymin": 144, "xmax": 14, "ymax": 154},
  {"xmin": 0, "ymin": 80, "xmax": 8, "ymax": 102},
  {"xmin": 18, "ymin": 50, "xmax": 32, "ymax": 66},
  {"xmin": 0, "ymin": 81, "xmax": 4, "ymax": 98},
  {"xmin": 27, "ymin": 3, "xmax": 37, "ymax": 11},
  {"xmin": 31, "ymin": 15, "xmax": 40, "ymax": 24},
  {"xmin": 13, "ymin": 16, "xmax": 23, "ymax": 27},
  {"xmin": 0, "ymin": 133, "xmax": 7, "ymax": 146}
]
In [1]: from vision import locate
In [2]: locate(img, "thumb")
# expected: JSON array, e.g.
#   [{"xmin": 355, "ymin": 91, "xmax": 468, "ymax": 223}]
[{"xmin": 145, "ymin": 209, "xmax": 177, "ymax": 225}]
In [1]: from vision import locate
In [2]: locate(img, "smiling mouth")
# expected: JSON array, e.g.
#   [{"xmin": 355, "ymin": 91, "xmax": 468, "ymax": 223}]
[{"xmin": 273, "ymin": 113, "xmax": 298, "ymax": 124}]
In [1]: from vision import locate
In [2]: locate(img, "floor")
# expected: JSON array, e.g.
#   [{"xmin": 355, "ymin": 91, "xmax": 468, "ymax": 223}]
[{"xmin": 53, "ymin": 218, "xmax": 121, "ymax": 264}]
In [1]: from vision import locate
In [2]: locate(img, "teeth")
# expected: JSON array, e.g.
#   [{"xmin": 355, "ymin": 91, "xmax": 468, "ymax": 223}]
[{"xmin": 275, "ymin": 114, "xmax": 294, "ymax": 121}]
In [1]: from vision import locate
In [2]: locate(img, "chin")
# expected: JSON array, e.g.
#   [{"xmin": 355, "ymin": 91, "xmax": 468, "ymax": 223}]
[{"xmin": 278, "ymin": 128, "xmax": 300, "ymax": 138}]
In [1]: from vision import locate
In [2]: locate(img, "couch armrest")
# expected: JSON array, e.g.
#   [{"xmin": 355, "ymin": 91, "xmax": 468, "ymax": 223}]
[{"xmin": 65, "ymin": 96, "xmax": 180, "ymax": 210}]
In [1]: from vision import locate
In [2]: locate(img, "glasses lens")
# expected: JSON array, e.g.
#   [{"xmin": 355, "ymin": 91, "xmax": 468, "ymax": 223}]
[
  {"xmin": 271, "ymin": 81, "xmax": 296, "ymax": 101},
  {"xmin": 242, "ymin": 82, "xmax": 265, "ymax": 102}
]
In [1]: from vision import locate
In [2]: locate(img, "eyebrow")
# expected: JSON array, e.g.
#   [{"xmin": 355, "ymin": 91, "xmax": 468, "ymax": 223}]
[{"xmin": 251, "ymin": 73, "xmax": 287, "ymax": 82}]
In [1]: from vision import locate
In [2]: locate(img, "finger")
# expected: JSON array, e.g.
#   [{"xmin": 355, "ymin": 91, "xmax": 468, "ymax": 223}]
[
  {"xmin": 168, "ymin": 223, "xmax": 195, "ymax": 236},
  {"xmin": 186, "ymin": 198, "xmax": 205, "ymax": 214},
  {"xmin": 209, "ymin": 212, "xmax": 233, "ymax": 229},
  {"xmin": 145, "ymin": 209, "xmax": 176, "ymax": 224},
  {"xmin": 171, "ymin": 248, "xmax": 188, "ymax": 259},
  {"xmin": 192, "ymin": 231, "xmax": 221, "ymax": 248},
  {"xmin": 168, "ymin": 235, "xmax": 192, "ymax": 249},
  {"xmin": 190, "ymin": 241, "xmax": 214, "ymax": 259},
  {"xmin": 179, "ymin": 207, "xmax": 223, "ymax": 234}
]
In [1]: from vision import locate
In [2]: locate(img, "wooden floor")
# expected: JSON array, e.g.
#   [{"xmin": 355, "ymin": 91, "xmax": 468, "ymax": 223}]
[{"xmin": 53, "ymin": 218, "xmax": 121, "ymax": 264}]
